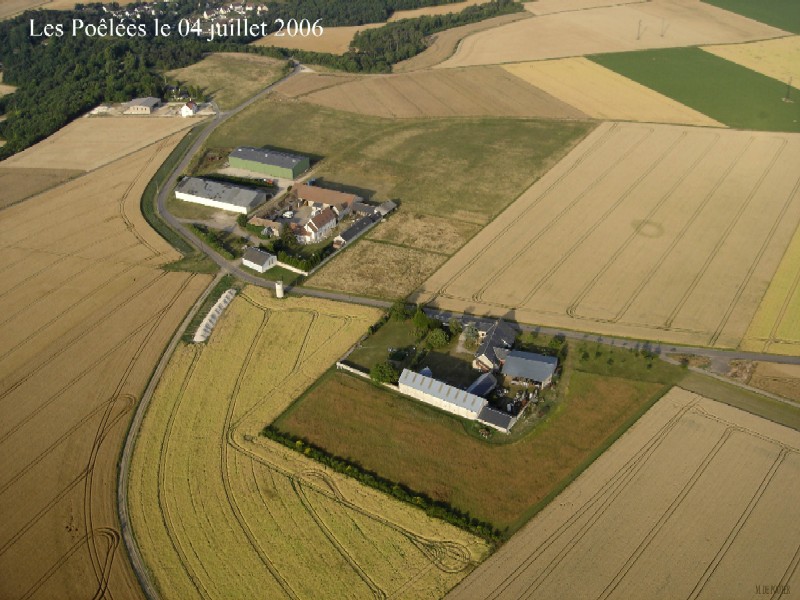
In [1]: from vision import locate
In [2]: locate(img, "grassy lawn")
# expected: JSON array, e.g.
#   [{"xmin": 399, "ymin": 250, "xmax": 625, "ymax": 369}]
[
  {"xmin": 274, "ymin": 349, "xmax": 677, "ymax": 534},
  {"xmin": 591, "ymin": 47, "xmax": 800, "ymax": 132},
  {"xmin": 702, "ymin": 0, "xmax": 800, "ymax": 33},
  {"xmin": 347, "ymin": 319, "xmax": 418, "ymax": 371},
  {"xmin": 207, "ymin": 98, "xmax": 594, "ymax": 224},
  {"xmin": 165, "ymin": 53, "xmax": 289, "ymax": 111}
]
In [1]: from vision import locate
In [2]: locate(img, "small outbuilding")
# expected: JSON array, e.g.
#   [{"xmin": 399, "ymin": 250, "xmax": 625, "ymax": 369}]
[
  {"xmin": 502, "ymin": 351, "xmax": 558, "ymax": 388},
  {"xmin": 241, "ymin": 247, "xmax": 276, "ymax": 273},
  {"xmin": 333, "ymin": 216, "xmax": 375, "ymax": 249}
]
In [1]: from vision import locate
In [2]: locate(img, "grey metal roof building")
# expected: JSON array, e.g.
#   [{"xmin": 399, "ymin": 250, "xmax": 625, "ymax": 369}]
[
  {"xmin": 398, "ymin": 369, "xmax": 487, "ymax": 419},
  {"xmin": 229, "ymin": 147, "xmax": 310, "ymax": 179},
  {"xmin": 466, "ymin": 372, "xmax": 497, "ymax": 397},
  {"xmin": 175, "ymin": 177, "xmax": 266, "ymax": 213},
  {"xmin": 129, "ymin": 97, "xmax": 161, "ymax": 109},
  {"xmin": 477, "ymin": 406, "xmax": 517, "ymax": 432},
  {"xmin": 336, "ymin": 216, "xmax": 375, "ymax": 245},
  {"xmin": 502, "ymin": 351, "xmax": 558, "ymax": 383},
  {"xmin": 475, "ymin": 320, "xmax": 517, "ymax": 370}
]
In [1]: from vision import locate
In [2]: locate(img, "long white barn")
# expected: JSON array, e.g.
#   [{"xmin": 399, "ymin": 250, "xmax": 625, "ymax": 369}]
[
  {"xmin": 175, "ymin": 177, "xmax": 266, "ymax": 214},
  {"xmin": 398, "ymin": 369, "xmax": 487, "ymax": 420}
]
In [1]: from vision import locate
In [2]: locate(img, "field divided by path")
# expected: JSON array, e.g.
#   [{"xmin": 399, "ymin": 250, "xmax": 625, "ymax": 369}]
[
  {"xmin": 0, "ymin": 134, "xmax": 211, "ymax": 598},
  {"xmin": 415, "ymin": 122, "xmax": 800, "ymax": 352},
  {"xmin": 448, "ymin": 388, "xmax": 800, "ymax": 599},
  {"xmin": 437, "ymin": 0, "xmax": 786, "ymax": 68},
  {"xmin": 129, "ymin": 288, "xmax": 489, "ymax": 599}
]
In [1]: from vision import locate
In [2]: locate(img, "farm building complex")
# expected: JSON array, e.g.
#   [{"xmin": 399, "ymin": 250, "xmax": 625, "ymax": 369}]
[
  {"xmin": 398, "ymin": 369, "xmax": 487, "ymax": 420},
  {"xmin": 175, "ymin": 177, "xmax": 266, "ymax": 214},
  {"xmin": 229, "ymin": 147, "xmax": 310, "ymax": 179}
]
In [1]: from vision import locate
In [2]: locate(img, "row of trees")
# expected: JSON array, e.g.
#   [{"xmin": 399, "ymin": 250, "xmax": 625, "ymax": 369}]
[{"xmin": 262, "ymin": 425, "xmax": 501, "ymax": 542}]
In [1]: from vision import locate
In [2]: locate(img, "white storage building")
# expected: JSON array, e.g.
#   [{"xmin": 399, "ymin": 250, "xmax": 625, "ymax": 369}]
[
  {"xmin": 175, "ymin": 177, "xmax": 266, "ymax": 214},
  {"xmin": 126, "ymin": 97, "xmax": 161, "ymax": 115},
  {"xmin": 241, "ymin": 247, "xmax": 276, "ymax": 273},
  {"xmin": 398, "ymin": 369, "xmax": 487, "ymax": 420}
]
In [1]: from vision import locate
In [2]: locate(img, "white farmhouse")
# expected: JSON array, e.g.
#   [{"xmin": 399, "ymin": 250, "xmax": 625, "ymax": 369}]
[
  {"xmin": 398, "ymin": 369, "xmax": 487, "ymax": 420},
  {"xmin": 241, "ymin": 247, "xmax": 276, "ymax": 273},
  {"xmin": 180, "ymin": 101, "xmax": 198, "ymax": 117},
  {"xmin": 175, "ymin": 177, "xmax": 266, "ymax": 214}
]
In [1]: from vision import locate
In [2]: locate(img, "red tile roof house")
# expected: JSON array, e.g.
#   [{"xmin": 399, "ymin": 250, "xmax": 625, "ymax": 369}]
[{"xmin": 295, "ymin": 183, "xmax": 358, "ymax": 218}]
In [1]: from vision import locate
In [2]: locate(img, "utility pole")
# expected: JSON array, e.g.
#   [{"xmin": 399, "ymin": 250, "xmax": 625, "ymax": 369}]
[
  {"xmin": 636, "ymin": 19, "xmax": 643, "ymax": 41},
  {"xmin": 785, "ymin": 77, "xmax": 793, "ymax": 102}
]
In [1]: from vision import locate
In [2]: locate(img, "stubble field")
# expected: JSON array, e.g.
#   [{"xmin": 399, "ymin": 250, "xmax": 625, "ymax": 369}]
[
  {"xmin": 129, "ymin": 288, "xmax": 489, "ymax": 599},
  {"xmin": 523, "ymin": 0, "xmax": 644, "ymax": 15},
  {"xmin": 415, "ymin": 122, "xmax": 800, "ymax": 352},
  {"xmin": 437, "ymin": 0, "xmax": 786, "ymax": 68},
  {"xmin": 275, "ymin": 66, "xmax": 586, "ymax": 119},
  {"xmin": 503, "ymin": 57, "xmax": 722, "ymax": 126},
  {"xmin": 0, "ymin": 133, "xmax": 210, "ymax": 599},
  {"xmin": 165, "ymin": 52, "xmax": 286, "ymax": 111},
  {"xmin": 449, "ymin": 388, "xmax": 800, "ymax": 600}
]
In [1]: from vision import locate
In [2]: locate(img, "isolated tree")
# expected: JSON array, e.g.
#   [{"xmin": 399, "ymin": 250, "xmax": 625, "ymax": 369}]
[
  {"xmin": 390, "ymin": 299, "xmax": 410, "ymax": 321},
  {"xmin": 413, "ymin": 306, "xmax": 432, "ymax": 337},
  {"xmin": 426, "ymin": 328, "xmax": 449, "ymax": 349},
  {"xmin": 448, "ymin": 317, "xmax": 462, "ymax": 337},
  {"xmin": 464, "ymin": 324, "xmax": 479, "ymax": 350}
]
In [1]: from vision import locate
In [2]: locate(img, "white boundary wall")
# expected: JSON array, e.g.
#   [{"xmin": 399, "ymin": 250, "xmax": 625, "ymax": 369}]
[
  {"xmin": 193, "ymin": 289, "xmax": 237, "ymax": 342},
  {"xmin": 175, "ymin": 191, "xmax": 249, "ymax": 214}
]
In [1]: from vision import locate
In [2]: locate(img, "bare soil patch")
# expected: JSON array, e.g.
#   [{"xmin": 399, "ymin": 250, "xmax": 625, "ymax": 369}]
[
  {"xmin": 416, "ymin": 122, "xmax": 800, "ymax": 351},
  {"xmin": 438, "ymin": 0, "xmax": 787, "ymax": 68},
  {"xmin": 449, "ymin": 388, "xmax": 800, "ymax": 599}
]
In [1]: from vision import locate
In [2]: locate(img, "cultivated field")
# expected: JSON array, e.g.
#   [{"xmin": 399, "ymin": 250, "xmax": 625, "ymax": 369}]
[
  {"xmin": 308, "ymin": 240, "xmax": 448, "ymax": 298},
  {"xmin": 393, "ymin": 12, "xmax": 532, "ymax": 72},
  {"xmin": 0, "ymin": 133, "xmax": 210, "ymax": 599},
  {"xmin": 276, "ymin": 67, "xmax": 586, "ymax": 119},
  {"xmin": 129, "ymin": 288, "xmax": 488, "ymax": 599},
  {"xmin": 389, "ymin": 0, "xmax": 488, "ymax": 20},
  {"xmin": 503, "ymin": 57, "xmax": 722, "ymax": 126},
  {"xmin": 253, "ymin": 24, "xmax": 382, "ymax": 54},
  {"xmin": 367, "ymin": 212, "xmax": 480, "ymax": 255},
  {"xmin": 437, "ymin": 0, "xmax": 786, "ymax": 68},
  {"xmin": 703, "ymin": 36, "xmax": 800, "ymax": 90},
  {"xmin": 0, "ymin": 167, "xmax": 83, "ymax": 210},
  {"xmin": 592, "ymin": 47, "xmax": 800, "ymax": 132},
  {"xmin": 449, "ymin": 388, "xmax": 800, "ymax": 599},
  {"xmin": 523, "ymin": 0, "xmax": 645, "ymax": 15},
  {"xmin": 702, "ymin": 0, "xmax": 800, "ymax": 34},
  {"xmin": 415, "ymin": 122, "xmax": 800, "ymax": 351},
  {"xmin": 749, "ymin": 362, "xmax": 800, "ymax": 403},
  {"xmin": 166, "ymin": 52, "xmax": 286, "ymax": 111},
  {"xmin": 0, "ymin": 0, "xmax": 145, "ymax": 18},
  {"xmin": 2, "ymin": 116, "xmax": 195, "ymax": 171}
]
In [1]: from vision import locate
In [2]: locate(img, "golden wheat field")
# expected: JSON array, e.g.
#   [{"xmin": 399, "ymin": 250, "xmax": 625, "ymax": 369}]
[
  {"xmin": 275, "ymin": 67, "xmax": 586, "ymax": 119},
  {"xmin": 166, "ymin": 52, "xmax": 287, "ymax": 111},
  {"xmin": 503, "ymin": 57, "xmax": 723, "ymax": 126},
  {"xmin": 449, "ymin": 387, "xmax": 800, "ymax": 600},
  {"xmin": 437, "ymin": 0, "xmax": 787, "ymax": 68},
  {"xmin": 523, "ymin": 0, "xmax": 644, "ymax": 15},
  {"xmin": 749, "ymin": 362, "xmax": 800, "ymax": 403},
  {"xmin": 2, "ymin": 116, "xmax": 195, "ymax": 171},
  {"xmin": 129, "ymin": 288, "xmax": 489, "ymax": 599},
  {"xmin": 0, "ymin": 133, "xmax": 211, "ymax": 599},
  {"xmin": 703, "ymin": 36, "xmax": 800, "ymax": 91},
  {"xmin": 0, "ymin": 167, "xmax": 83, "ymax": 210},
  {"xmin": 415, "ymin": 122, "xmax": 800, "ymax": 351}
]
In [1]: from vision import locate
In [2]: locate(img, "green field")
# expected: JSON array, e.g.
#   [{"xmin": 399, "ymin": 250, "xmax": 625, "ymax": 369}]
[
  {"xmin": 591, "ymin": 47, "xmax": 800, "ymax": 132},
  {"xmin": 207, "ymin": 99, "xmax": 593, "ymax": 224},
  {"xmin": 275, "ymin": 342, "xmax": 685, "ymax": 534},
  {"xmin": 702, "ymin": 0, "xmax": 800, "ymax": 33}
]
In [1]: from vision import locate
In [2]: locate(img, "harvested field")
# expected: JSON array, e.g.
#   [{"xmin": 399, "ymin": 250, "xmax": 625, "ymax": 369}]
[
  {"xmin": 503, "ymin": 57, "xmax": 723, "ymax": 126},
  {"xmin": 253, "ymin": 24, "xmax": 382, "ymax": 54},
  {"xmin": 437, "ymin": 0, "xmax": 787, "ymax": 68},
  {"xmin": 0, "ymin": 167, "xmax": 83, "ymax": 210},
  {"xmin": 415, "ymin": 122, "xmax": 800, "ymax": 351},
  {"xmin": 129, "ymin": 288, "xmax": 488, "ymax": 599},
  {"xmin": 592, "ymin": 47, "xmax": 800, "ymax": 132},
  {"xmin": 394, "ymin": 12, "xmax": 532, "ymax": 72},
  {"xmin": 524, "ymin": 0, "xmax": 646, "ymax": 15},
  {"xmin": 449, "ymin": 387, "xmax": 800, "ymax": 600},
  {"xmin": 0, "ymin": 133, "xmax": 211, "ymax": 599},
  {"xmin": 166, "ymin": 53, "xmax": 286, "ymax": 111},
  {"xmin": 703, "ymin": 36, "xmax": 800, "ymax": 91},
  {"xmin": 307, "ymin": 240, "xmax": 448, "ymax": 298},
  {"xmin": 272, "ymin": 72, "xmax": 360, "ymax": 97},
  {"xmin": 2, "ymin": 115, "xmax": 194, "ymax": 171},
  {"xmin": 389, "ymin": 0, "xmax": 488, "ymax": 20},
  {"xmin": 278, "ymin": 67, "xmax": 587, "ymax": 119},
  {"xmin": 749, "ymin": 362, "xmax": 800, "ymax": 403},
  {"xmin": 367, "ymin": 212, "xmax": 480, "ymax": 255}
]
